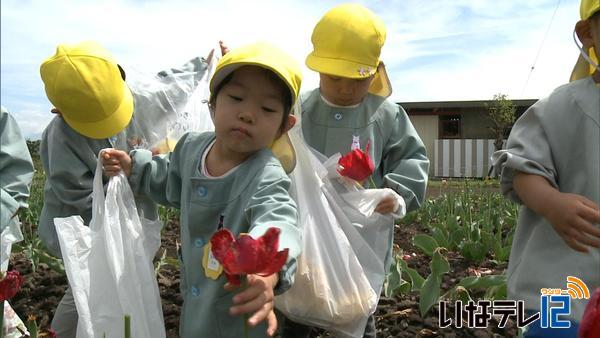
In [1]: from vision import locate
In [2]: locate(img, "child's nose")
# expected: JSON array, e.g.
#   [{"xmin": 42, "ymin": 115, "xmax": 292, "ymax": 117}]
[{"xmin": 238, "ymin": 110, "xmax": 255, "ymax": 124}]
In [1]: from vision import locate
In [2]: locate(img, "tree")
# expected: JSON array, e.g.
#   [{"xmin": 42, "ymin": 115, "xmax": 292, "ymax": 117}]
[
  {"xmin": 485, "ymin": 93, "xmax": 516, "ymax": 177},
  {"xmin": 486, "ymin": 93, "xmax": 516, "ymax": 152}
]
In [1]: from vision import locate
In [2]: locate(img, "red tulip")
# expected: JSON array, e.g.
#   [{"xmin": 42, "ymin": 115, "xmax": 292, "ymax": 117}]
[
  {"xmin": 0, "ymin": 270, "xmax": 23, "ymax": 301},
  {"xmin": 579, "ymin": 288, "xmax": 600, "ymax": 338},
  {"xmin": 338, "ymin": 142, "xmax": 375, "ymax": 182},
  {"xmin": 210, "ymin": 227, "xmax": 288, "ymax": 286}
]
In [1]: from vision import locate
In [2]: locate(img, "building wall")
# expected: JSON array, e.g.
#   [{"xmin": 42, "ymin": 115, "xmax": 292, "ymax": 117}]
[
  {"xmin": 434, "ymin": 139, "xmax": 505, "ymax": 177},
  {"xmin": 408, "ymin": 115, "xmax": 438, "ymax": 175},
  {"xmin": 460, "ymin": 108, "xmax": 496, "ymax": 139}
]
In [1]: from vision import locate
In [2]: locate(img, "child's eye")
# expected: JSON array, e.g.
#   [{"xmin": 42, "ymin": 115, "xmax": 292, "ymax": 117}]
[
  {"xmin": 228, "ymin": 95, "xmax": 242, "ymax": 101},
  {"xmin": 262, "ymin": 106, "xmax": 277, "ymax": 113}
]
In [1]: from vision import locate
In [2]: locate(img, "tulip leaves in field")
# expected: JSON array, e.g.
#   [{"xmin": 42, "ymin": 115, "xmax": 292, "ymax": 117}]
[{"xmin": 419, "ymin": 248, "xmax": 450, "ymax": 316}]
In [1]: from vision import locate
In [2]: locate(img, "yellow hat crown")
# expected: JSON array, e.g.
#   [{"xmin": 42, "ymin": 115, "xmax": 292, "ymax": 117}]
[
  {"xmin": 209, "ymin": 41, "xmax": 302, "ymax": 105},
  {"xmin": 580, "ymin": 0, "xmax": 600, "ymax": 19},
  {"xmin": 40, "ymin": 41, "xmax": 134, "ymax": 139},
  {"xmin": 306, "ymin": 3, "xmax": 386, "ymax": 78}
]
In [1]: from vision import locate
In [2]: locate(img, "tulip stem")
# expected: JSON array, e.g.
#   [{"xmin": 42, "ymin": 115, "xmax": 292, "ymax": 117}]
[
  {"xmin": 368, "ymin": 176, "xmax": 377, "ymax": 189},
  {"xmin": 1, "ymin": 301, "xmax": 4, "ymax": 338},
  {"xmin": 242, "ymin": 277, "xmax": 249, "ymax": 338}
]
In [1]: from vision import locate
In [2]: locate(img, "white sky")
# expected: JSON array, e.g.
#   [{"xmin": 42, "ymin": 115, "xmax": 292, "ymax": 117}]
[{"xmin": 0, "ymin": 0, "xmax": 581, "ymax": 139}]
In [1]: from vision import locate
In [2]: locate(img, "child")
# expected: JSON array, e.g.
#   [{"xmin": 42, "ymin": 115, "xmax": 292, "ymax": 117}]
[
  {"xmin": 38, "ymin": 40, "xmax": 216, "ymax": 338},
  {"xmin": 288, "ymin": 3, "xmax": 429, "ymax": 337},
  {"xmin": 101, "ymin": 42, "xmax": 302, "ymax": 337},
  {"xmin": 492, "ymin": 0, "xmax": 600, "ymax": 336}
]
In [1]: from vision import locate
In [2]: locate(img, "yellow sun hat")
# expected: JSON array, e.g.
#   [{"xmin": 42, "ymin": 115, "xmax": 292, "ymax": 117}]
[
  {"xmin": 40, "ymin": 41, "xmax": 134, "ymax": 139},
  {"xmin": 570, "ymin": 0, "xmax": 600, "ymax": 81},
  {"xmin": 209, "ymin": 41, "xmax": 302, "ymax": 173},
  {"xmin": 306, "ymin": 3, "xmax": 392, "ymax": 97}
]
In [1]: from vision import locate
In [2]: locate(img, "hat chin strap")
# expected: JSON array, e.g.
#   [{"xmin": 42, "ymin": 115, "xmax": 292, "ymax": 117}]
[{"xmin": 573, "ymin": 30, "xmax": 600, "ymax": 71}]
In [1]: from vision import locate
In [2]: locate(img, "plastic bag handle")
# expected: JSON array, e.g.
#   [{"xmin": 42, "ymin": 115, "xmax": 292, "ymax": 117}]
[{"xmin": 91, "ymin": 149, "xmax": 109, "ymax": 230}]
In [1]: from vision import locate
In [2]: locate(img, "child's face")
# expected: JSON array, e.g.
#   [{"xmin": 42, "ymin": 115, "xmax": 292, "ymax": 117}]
[
  {"xmin": 319, "ymin": 73, "xmax": 373, "ymax": 106},
  {"xmin": 213, "ymin": 66, "xmax": 288, "ymax": 155}
]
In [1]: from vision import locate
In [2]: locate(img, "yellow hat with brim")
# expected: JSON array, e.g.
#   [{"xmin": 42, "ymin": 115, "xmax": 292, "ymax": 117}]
[
  {"xmin": 571, "ymin": 0, "xmax": 600, "ymax": 82},
  {"xmin": 306, "ymin": 3, "xmax": 392, "ymax": 97},
  {"xmin": 209, "ymin": 42, "xmax": 302, "ymax": 174},
  {"xmin": 40, "ymin": 41, "xmax": 134, "ymax": 139}
]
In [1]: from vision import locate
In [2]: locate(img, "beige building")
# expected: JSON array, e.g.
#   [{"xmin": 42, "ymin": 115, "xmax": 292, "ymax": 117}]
[{"xmin": 400, "ymin": 99, "xmax": 537, "ymax": 178}]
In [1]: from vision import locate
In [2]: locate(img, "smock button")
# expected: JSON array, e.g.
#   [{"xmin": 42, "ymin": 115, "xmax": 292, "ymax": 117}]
[
  {"xmin": 191, "ymin": 286, "xmax": 200, "ymax": 297},
  {"xmin": 194, "ymin": 238, "xmax": 204, "ymax": 248},
  {"xmin": 334, "ymin": 113, "xmax": 343, "ymax": 120},
  {"xmin": 197, "ymin": 186, "xmax": 207, "ymax": 197}
]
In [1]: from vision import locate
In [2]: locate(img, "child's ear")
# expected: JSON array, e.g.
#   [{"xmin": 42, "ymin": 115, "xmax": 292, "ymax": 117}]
[
  {"xmin": 281, "ymin": 115, "xmax": 296, "ymax": 134},
  {"xmin": 576, "ymin": 20, "xmax": 594, "ymax": 49}
]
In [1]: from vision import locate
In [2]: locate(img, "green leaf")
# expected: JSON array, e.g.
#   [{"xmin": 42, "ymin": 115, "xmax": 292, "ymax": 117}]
[
  {"xmin": 458, "ymin": 275, "xmax": 506, "ymax": 289},
  {"xmin": 461, "ymin": 242, "xmax": 487, "ymax": 262},
  {"xmin": 412, "ymin": 234, "xmax": 439, "ymax": 257},
  {"xmin": 384, "ymin": 266, "xmax": 402, "ymax": 298},
  {"xmin": 484, "ymin": 283, "xmax": 508, "ymax": 300},
  {"xmin": 431, "ymin": 227, "xmax": 450, "ymax": 249},
  {"xmin": 430, "ymin": 248, "xmax": 450, "ymax": 276},
  {"xmin": 419, "ymin": 275, "xmax": 442, "ymax": 317},
  {"xmin": 444, "ymin": 285, "xmax": 473, "ymax": 303},
  {"xmin": 398, "ymin": 258, "xmax": 425, "ymax": 291}
]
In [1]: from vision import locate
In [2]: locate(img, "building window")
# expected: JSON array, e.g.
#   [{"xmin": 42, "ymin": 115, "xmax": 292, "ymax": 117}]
[{"xmin": 439, "ymin": 115, "xmax": 461, "ymax": 138}]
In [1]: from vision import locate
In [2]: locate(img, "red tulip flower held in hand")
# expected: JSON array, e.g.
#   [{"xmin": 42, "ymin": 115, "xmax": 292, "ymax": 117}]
[
  {"xmin": 0, "ymin": 270, "xmax": 23, "ymax": 302},
  {"xmin": 579, "ymin": 287, "xmax": 600, "ymax": 338},
  {"xmin": 210, "ymin": 227, "xmax": 289, "ymax": 286},
  {"xmin": 1, "ymin": 270, "xmax": 24, "ymax": 338},
  {"xmin": 338, "ymin": 141, "xmax": 375, "ymax": 182}
]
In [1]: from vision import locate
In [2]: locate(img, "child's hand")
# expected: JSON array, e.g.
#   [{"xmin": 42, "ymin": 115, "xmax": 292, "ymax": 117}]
[
  {"xmin": 374, "ymin": 196, "xmax": 397, "ymax": 214},
  {"xmin": 544, "ymin": 192, "xmax": 600, "ymax": 253},
  {"xmin": 224, "ymin": 273, "xmax": 279, "ymax": 336},
  {"xmin": 101, "ymin": 149, "xmax": 132, "ymax": 177}
]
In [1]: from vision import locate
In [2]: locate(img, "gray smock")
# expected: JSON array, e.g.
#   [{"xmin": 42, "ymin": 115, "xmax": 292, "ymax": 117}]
[
  {"xmin": 301, "ymin": 89, "xmax": 429, "ymax": 212},
  {"xmin": 1, "ymin": 106, "xmax": 34, "ymax": 232},
  {"xmin": 130, "ymin": 131, "xmax": 301, "ymax": 338},
  {"xmin": 492, "ymin": 77, "xmax": 600, "ymax": 321}
]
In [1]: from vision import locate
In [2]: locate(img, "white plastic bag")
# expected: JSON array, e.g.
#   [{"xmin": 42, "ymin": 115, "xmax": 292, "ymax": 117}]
[
  {"xmin": 320, "ymin": 153, "xmax": 405, "ymax": 300},
  {"xmin": 55, "ymin": 153, "xmax": 165, "ymax": 338},
  {"xmin": 1, "ymin": 220, "xmax": 23, "ymax": 271},
  {"xmin": 275, "ymin": 117, "xmax": 378, "ymax": 338},
  {"xmin": 168, "ymin": 45, "xmax": 221, "ymax": 141},
  {"xmin": 112, "ymin": 47, "xmax": 221, "ymax": 154}
]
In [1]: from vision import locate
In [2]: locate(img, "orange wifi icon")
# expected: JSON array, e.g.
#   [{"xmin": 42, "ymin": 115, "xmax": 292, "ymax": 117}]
[{"xmin": 565, "ymin": 276, "xmax": 590, "ymax": 299}]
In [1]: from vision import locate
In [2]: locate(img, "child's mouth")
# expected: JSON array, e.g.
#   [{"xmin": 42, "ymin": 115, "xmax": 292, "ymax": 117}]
[{"xmin": 231, "ymin": 127, "xmax": 251, "ymax": 137}]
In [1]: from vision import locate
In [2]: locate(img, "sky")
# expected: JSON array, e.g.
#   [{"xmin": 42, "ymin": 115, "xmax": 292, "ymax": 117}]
[{"xmin": 1, "ymin": 0, "xmax": 581, "ymax": 139}]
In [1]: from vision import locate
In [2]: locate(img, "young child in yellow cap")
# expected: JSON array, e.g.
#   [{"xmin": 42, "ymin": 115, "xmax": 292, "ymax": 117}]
[
  {"xmin": 493, "ymin": 0, "xmax": 600, "ymax": 336},
  {"xmin": 283, "ymin": 3, "xmax": 429, "ymax": 337},
  {"xmin": 38, "ymin": 40, "xmax": 221, "ymax": 338},
  {"xmin": 101, "ymin": 41, "xmax": 302, "ymax": 337}
]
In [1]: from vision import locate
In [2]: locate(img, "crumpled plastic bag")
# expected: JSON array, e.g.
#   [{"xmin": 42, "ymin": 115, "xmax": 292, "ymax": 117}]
[
  {"xmin": 55, "ymin": 152, "xmax": 165, "ymax": 338},
  {"xmin": 275, "ymin": 110, "xmax": 378, "ymax": 338}
]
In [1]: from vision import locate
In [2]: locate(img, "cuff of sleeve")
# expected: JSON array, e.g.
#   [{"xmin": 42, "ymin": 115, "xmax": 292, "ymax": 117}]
[
  {"xmin": 492, "ymin": 150, "xmax": 558, "ymax": 204},
  {"xmin": 128, "ymin": 149, "xmax": 153, "ymax": 193},
  {"xmin": 273, "ymin": 258, "xmax": 297, "ymax": 296}
]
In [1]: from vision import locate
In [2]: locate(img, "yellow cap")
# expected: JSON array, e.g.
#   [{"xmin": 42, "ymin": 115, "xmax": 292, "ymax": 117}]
[
  {"xmin": 581, "ymin": 0, "xmax": 600, "ymax": 19},
  {"xmin": 209, "ymin": 42, "xmax": 302, "ymax": 173},
  {"xmin": 306, "ymin": 3, "xmax": 392, "ymax": 97},
  {"xmin": 210, "ymin": 41, "xmax": 301, "ymax": 105},
  {"xmin": 571, "ymin": 0, "xmax": 600, "ymax": 81},
  {"xmin": 40, "ymin": 41, "xmax": 134, "ymax": 139}
]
